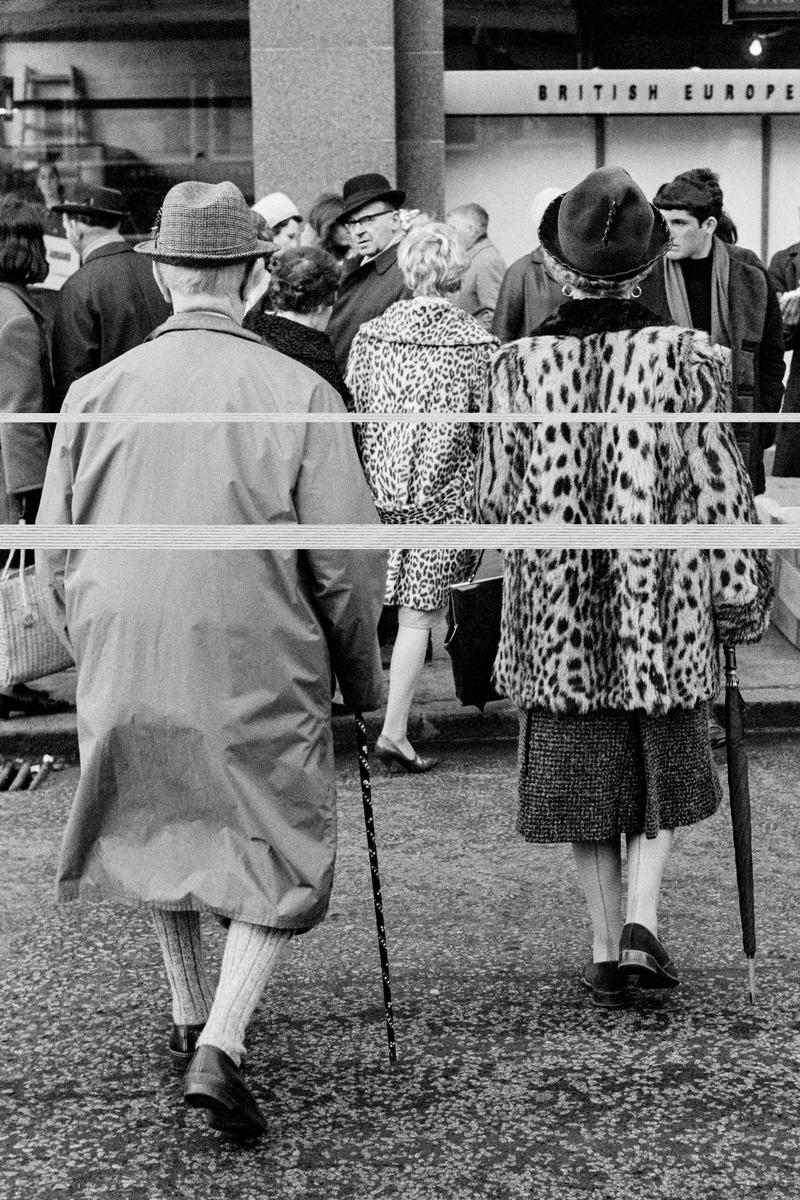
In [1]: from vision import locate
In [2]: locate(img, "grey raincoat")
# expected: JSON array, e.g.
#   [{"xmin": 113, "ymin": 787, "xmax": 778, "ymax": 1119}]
[{"xmin": 37, "ymin": 311, "xmax": 385, "ymax": 930}]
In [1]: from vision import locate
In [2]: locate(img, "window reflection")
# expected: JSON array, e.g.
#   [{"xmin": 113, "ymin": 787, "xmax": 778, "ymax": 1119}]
[{"xmin": 0, "ymin": 2, "xmax": 252, "ymax": 236}]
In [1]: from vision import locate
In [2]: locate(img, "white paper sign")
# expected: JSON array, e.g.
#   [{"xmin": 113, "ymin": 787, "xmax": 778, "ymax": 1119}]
[{"xmin": 41, "ymin": 235, "xmax": 80, "ymax": 291}]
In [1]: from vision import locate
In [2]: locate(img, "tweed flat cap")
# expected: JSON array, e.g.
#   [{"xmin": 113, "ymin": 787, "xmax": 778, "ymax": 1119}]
[{"xmin": 134, "ymin": 180, "xmax": 273, "ymax": 265}]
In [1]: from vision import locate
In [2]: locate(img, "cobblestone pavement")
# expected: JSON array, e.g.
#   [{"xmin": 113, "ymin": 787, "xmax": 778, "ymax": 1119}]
[{"xmin": 1, "ymin": 735, "xmax": 798, "ymax": 1200}]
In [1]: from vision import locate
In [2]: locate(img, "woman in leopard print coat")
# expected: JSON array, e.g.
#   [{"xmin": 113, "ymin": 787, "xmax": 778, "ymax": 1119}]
[
  {"xmin": 347, "ymin": 222, "xmax": 497, "ymax": 772},
  {"xmin": 476, "ymin": 168, "xmax": 773, "ymax": 1008}
]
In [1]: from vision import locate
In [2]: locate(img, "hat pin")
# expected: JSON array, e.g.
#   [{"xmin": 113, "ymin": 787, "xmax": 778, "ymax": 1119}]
[{"xmin": 601, "ymin": 199, "xmax": 618, "ymax": 248}]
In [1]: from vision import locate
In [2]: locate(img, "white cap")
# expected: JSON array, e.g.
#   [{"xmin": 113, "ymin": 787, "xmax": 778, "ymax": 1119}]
[
  {"xmin": 530, "ymin": 187, "xmax": 564, "ymax": 247},
  {"xmin": 252, "ymin": 191, "xmax": 301, "ymax": 229}
]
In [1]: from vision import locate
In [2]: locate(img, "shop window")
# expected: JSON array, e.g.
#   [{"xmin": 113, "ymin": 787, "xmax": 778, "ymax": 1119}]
[{"xmin": 0, "ymin": 1, "xmax": 252, "ymax": 237}]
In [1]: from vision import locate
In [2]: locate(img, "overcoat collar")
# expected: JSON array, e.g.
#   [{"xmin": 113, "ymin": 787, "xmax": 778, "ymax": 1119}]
[
  {"xmin": 82, "ymin": 240, "xmax": 132, "ymax": 265},
  {"xmin": 343, "ymin": 239, "xmax": 401, "ymax": 282},
  {"xmin": 146, "ymin": 310, "xmax": 265, "ymax": 345},
  {"xmin": 532, "ymin": 297, "xmax": 665, "ymax": 338},
  {"xmin": 0, "ymin": 280, "xmax": 45, "ymax": 323}
]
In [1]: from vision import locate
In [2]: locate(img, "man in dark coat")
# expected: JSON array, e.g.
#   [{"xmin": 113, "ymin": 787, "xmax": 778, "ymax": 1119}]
[
  {"xmin": 642, "ymin": 169, "xmax": 784, "ymax": 498},
  {"xmin": 491, "ymin": 186, "xmax": 564, "ymax": 344},
  {"xmin": 37, "ymin": 181, "xmax": 386, "ymax": 1141},
  {"xmin": 327, "ymin": 173, "xmax": 411, "ymax": 372},
  {"xmin": 50, "ymin": 184, "xmax": 170, "ymax": 402},
  {"xmin": 768, "ymin": 237, "xmax": 800, "ymax": 476}
]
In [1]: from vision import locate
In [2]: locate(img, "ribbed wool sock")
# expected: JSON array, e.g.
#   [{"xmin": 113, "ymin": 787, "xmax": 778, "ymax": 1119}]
[
  {"xmin": 150, "ymin": 909, "xmax": 215, "ymax": 1026},
  {"xmin": 196, "ymin": 921, "xmax": 292, "ymax": 1067}
]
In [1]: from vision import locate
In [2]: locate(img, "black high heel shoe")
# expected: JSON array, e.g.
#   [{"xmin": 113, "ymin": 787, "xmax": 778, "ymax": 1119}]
[{"xmin": 375, "ymin": 735, "xmax": 438, "ymax": 774}]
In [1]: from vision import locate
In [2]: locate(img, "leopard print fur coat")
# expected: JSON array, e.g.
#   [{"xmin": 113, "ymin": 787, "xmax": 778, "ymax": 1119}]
[
  {"xmin": 347, "ymin": 297, "xmax": 497, "ymax": 610},
  {"xmin": 476, "ymin": 299, "xmax": 773, "ymax": 715}
]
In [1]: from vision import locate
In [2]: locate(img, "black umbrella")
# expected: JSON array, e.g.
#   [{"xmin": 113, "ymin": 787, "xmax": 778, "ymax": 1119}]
[
  {"xmin": 723, "ymin": 645, "xmax": 756, "ymax": 1004},
  {"xmin": 354, "ymin": 711, "xmax": 398, "ymax": 1064}
]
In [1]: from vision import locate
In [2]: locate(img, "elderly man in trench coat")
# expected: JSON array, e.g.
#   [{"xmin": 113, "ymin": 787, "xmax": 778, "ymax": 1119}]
[{"xmin": 36, "ymin": 180, "xmax": 386, "ymax": 1140}]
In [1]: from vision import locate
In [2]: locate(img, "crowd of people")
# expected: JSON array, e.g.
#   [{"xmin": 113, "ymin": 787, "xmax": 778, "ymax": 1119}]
[{"xmin": 0, "ymin": 158, "xmax": 783, "ymax": 1138}]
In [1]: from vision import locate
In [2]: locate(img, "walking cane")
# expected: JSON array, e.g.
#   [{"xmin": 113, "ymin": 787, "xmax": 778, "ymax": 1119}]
[{"xmin": 354, "ymin": 711, "xmax": 398, "ymax": 1065}]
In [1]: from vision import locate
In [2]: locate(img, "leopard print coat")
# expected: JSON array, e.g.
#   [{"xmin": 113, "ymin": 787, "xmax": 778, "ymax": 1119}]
[
  {"xmin": 476, "ymin": 299, "xmax": 773, "ymax": 715},
  {"xmin": 347, "ymin": 297, "xmax": 497, "ymax": 610}
]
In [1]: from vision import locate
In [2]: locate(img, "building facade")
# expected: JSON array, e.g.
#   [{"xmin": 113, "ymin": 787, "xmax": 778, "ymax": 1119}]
[{"xmin": 1, "ymin": 2, "xmax": 800, "ymax": 259}]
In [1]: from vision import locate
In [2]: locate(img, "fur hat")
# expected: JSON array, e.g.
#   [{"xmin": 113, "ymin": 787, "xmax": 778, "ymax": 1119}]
[{"xmin": 653, "ymin": 169, "xmax": 724, "ymax": 219}]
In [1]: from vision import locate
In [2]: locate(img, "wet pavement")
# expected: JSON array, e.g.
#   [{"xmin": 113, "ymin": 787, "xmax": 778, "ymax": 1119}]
[{"xmin": 1, "ymin": 734, "xmax": 798, "ymax": 1199}]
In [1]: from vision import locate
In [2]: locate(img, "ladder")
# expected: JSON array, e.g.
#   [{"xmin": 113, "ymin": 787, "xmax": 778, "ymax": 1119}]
[{"xmin": 20, "ymin": 65, "xmax": 89, "ymax": 155}]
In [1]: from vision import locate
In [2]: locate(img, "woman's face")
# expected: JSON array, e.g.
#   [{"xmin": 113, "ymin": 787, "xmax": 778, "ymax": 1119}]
[
  {"xmin": 36, "ymin": 164, "xmax": 61, "ymax": 203},
  {"xmin": 271, "ymin": 216, "xmax": 303, "ymax": 249}
]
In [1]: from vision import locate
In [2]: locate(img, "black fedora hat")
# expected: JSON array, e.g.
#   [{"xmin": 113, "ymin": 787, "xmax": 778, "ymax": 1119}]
[
  {"xmin": 51, "ymin": 184, "xmax": 128, "ymax": 222},
  {"xmin": 337, "ymin": 173, "xmax": 405, "ymax": 224},
  {"xmin": 539, "ymin": 166, "xmax": 670, "ymax": 282}
]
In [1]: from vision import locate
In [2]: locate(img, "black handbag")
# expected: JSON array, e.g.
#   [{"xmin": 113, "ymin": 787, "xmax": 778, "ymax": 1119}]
[{"xmin": 444, "ymin": 554, "xmax": 504, "ymax": 711}]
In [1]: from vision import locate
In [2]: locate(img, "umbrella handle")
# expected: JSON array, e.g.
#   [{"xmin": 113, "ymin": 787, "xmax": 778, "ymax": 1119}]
[
  {"xmin": 354, "ymin": 711, "xmax": 398, "ymax": 1066},
  {"xmin": 723, "ymin": 644, "xmax": 738, "ymax": 687}
]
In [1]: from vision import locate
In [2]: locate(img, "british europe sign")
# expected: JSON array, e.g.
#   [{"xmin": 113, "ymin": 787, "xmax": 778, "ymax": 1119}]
[{"xmin": 444, "ymin": 69, "xmax": 800, "ymax": 115}]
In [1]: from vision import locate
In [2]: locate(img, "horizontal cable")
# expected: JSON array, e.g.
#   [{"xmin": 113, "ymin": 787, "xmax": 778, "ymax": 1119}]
[
  {"xmin": 0, "ymin": 411, "xmax": 797, "ymax": 424},
  {"xmin": 8, "ymin": 524, "xmax": 800, "ymax": 550}
]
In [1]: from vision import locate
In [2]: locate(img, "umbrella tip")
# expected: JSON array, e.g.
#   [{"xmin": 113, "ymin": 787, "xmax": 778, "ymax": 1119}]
[{"xmin": 747, "ymin": 957, "xmax": 757, "ymax": 1005}]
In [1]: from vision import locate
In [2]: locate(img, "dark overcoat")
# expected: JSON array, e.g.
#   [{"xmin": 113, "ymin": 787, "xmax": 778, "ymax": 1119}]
[
  {"xmin": 640, "ymin": 239, "xmax": 784, "ymax": 495},
  {"xmin": 37, "ymin": 311, "xmax": 386, "ymax": 930},
  {"xmin": 0, "ymin": 282, "xmax": 54, "ymax": 523},
  {"xmin": 768, "ymin": 240, "xmax": 800, "ymax": 476},
  {"xmin": 327, "ymin": 241, "xmax": 410, "ymax": 373},
  {"xmin": 491, "ymin": 247, "xmax": 563, "ymax": 344},
  {"xmin": 51, "ymin": 239, "xmax": 171, "ymax": 402}
]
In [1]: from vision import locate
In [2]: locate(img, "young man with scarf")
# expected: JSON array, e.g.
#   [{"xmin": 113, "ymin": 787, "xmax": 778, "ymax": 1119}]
[{"xmin": 640, "ymin": 169, "xmax": 784, "ymax": 498}]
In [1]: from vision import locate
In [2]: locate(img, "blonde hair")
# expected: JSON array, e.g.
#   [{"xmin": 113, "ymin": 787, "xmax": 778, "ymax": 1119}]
[{"xmin": 398, "ymin": 221, "xmax": 470, "ymax": 297}]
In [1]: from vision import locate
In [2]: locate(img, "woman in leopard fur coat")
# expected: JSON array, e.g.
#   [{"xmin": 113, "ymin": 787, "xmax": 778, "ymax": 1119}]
[
  {"xmin": 476, "ymin": 168, "xmax": 773, "ymax": 1009},
  {"xmin": 347, "ymin": 221, "xmax": 497, "ymax": 773}
]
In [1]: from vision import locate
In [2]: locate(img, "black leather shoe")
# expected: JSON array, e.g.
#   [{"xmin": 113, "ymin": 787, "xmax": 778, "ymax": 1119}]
[
  {"xmin": 375, "ymin": 735, "xmax": 438, "ymax": 774},
  {"xmin": 168, "ymin": 1023, "xmax": 205, "ymax": 1076},
  {"xmin": 618, "ymin": 922, "xmax": 680, "ymax": 989},
  {"xmin": 183, "ymin": 1044, "xmax": 266, "ymax": 1139},
  {"xmin": 581, "ymin": 961, "xmax": 626, "ymax": 1009}
]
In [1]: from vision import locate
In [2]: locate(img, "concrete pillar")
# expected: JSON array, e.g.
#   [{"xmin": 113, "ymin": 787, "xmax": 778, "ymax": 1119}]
[
  {"xmin": 394, "ymin": 0, "xmax": 445, "ymax": 219},
  {"xmin": 249, "ymin": 0, "xmax": 397, "ymax": 212}
]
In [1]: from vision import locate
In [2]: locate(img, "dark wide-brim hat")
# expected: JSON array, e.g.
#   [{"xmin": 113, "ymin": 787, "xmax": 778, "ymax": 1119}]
[
  {"xmin": 336, "ymin": 173, "xmax": 406, "ymax": 225},
  {"xmin": 539, "ymin": 166, "xmax": 670, "ymax": 282},
  {"xmin": 134, "ymin": 180, "xmax": 273, "ymax": 265},
  {"xmin": 51, "ymin": 184, "xmax": 128, "ymax": 222}
]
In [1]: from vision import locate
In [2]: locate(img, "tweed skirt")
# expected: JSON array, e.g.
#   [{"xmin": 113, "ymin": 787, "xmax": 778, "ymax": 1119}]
[{"xmin": 517, "ymin": 702, "xmax": 721, "ymax": 843}]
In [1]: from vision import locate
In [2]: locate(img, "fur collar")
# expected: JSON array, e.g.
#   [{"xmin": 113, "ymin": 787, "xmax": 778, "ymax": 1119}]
[
  {"xmin": 358, "ymin": 297, "xmax": 498, "ymax": 348},
  {"xmin": 532, "ymin": 297, "xmax": 666, "ymax": 339}
]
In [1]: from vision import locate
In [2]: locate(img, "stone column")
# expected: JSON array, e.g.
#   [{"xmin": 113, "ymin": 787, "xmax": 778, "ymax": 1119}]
[
  {"xmin": 248, "ymin": 0, "xmax": 397, "ymax": 211},
  {"xmin": 394, "ymin": 0, "xmax": 445, "ymax": 219}
]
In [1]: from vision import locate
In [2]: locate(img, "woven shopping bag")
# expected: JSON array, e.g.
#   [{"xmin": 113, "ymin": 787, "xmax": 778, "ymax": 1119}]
[{"xmin": 0, "ymin": 548, "xmax": 73, "ymax": 687}]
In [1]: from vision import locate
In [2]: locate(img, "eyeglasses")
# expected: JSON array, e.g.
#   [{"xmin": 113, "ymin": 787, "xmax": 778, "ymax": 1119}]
[{"xmin": 342, "ymin": 208, "xmax": 396, "ymax": 231}]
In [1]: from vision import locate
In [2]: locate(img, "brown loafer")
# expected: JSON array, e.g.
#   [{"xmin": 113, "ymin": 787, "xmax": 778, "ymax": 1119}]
[
  {"xmin": 168, "ymin": 1023, "xmax": 205, "ymax": 1076},
  {"xmin": 618, "ymin": 922, "xmax": 680, "ymax": 989},
  {"xmin": 183, "ymin": 1044, "xmax": 266, "ymax": 1139},
  {"xmin": 581, "ymin": 961, "xmax": 626, "ymax": 1009}
]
